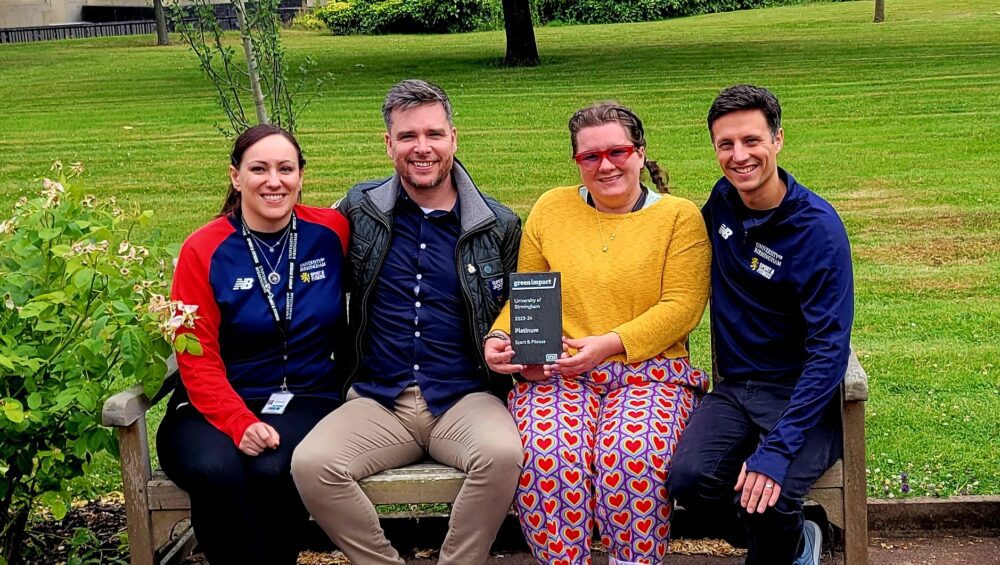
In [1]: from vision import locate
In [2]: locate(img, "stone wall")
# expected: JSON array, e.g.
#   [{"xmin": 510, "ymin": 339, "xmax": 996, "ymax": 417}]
[{"xmin": 0, "ymin": 0, "xmax": 243, "ymax": 28}]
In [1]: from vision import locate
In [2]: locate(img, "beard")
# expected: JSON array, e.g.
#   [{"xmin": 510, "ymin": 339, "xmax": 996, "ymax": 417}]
[{"xmin": 398, "ymin": 156, "xmax": 453, "ymax": 192}]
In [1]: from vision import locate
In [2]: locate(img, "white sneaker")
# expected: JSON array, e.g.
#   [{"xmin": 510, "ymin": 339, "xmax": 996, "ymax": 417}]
[{"xmin": 793, "ymin": 520, "xmax": 822, "ymax": 565}]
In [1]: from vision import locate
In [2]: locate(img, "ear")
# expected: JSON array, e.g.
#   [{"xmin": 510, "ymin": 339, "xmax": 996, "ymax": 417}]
[
  {"xmin": 229, "ymin": 165, "xmax": 240, "ymax": 191},
  {"xmin": 774, "ymin": 127, "xmax": 784, "ymax": 153},
  {"xmin": 451, "ymin": 126, "xmax": 458, "ymax": 152},
  {"xmin": 384, "ymin": 132, "xmax": 392, "ymax": 158}
]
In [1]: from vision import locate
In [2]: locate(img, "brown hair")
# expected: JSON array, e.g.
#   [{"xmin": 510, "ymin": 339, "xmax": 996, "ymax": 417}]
[
  {"xmin": 219, "ymin": 124, "xmax": 306, "ymax": 218},
  {"xmin": 708, "ymin": 84, "xmax": 782, "ymax": 141},
  {"xmin": 382, "ymin": 79, "xmax": 453, "ymax": 130},
  {"xmin": 568, "ymin": 101, "xmax": 669, "ymax": 193}
]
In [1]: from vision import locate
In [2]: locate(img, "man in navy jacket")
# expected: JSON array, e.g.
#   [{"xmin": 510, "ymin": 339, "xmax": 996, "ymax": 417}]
[{"xmin": 669, "ymin": 85, "xmax": 854, "ymax": 565}]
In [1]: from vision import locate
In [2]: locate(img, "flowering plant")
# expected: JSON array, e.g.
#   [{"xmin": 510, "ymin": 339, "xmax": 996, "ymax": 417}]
[{"xmin": 0, "ymin": 163, "xmax": 193, "ymax": 561}]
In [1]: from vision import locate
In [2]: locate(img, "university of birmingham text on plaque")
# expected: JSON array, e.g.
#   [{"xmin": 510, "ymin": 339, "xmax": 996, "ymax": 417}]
[{"xmin": 510, "ymin": 272, "xmax": 562, "ymax": 365}]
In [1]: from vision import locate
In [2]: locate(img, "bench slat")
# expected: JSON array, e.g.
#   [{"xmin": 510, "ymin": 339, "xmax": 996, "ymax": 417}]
[
  {"xmin": 147, "ymin": 463, "xmax": 468, "ymax": 511},
  {"xmin": 812, "ymin": 459, "xmax": 844, "ymax": 489}
]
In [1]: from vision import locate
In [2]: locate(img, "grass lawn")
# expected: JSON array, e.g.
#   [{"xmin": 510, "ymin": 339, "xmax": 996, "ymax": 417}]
[{"xmin": 1, "ymin": 0, "xmax": 997, "ymax": 500}]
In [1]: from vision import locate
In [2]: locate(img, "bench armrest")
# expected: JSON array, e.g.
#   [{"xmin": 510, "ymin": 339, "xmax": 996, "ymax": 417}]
[
  {"xmin": 844, "ymin": 347, "xmax": 869, "ymax": 403},
  {"xmin": 102, "ymin": 355, "xmax": 179, "ymax": 428},
  {"xmin": 102, "ymin": 384, "xmax": 152, "ymax": 428}
]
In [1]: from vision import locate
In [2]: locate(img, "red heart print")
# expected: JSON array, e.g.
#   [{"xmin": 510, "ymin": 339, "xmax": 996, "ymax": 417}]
[
  {"xmin": 633, "ymin": 498, "xmax": 653, "ymax": 515},
  {"xmin": 519, "ymin": 471, "xmax": 533, "ymax": 489},
  {"xmin": 611, "ymin": 510, "xmax": 631, "ymax": 527},
  {"xmin": 624, "ymin": 438, "xmax": 645, "ymax": 454},
  {"xmin": 601, "ymin": 452, "xmax": 619, "ymax": 469},
  {"xmin": 537, "ymin": 456, "xmax": 556, "ymax": 473},
  {"xmin": 562, "ymin": 468, "xmax": 581, "ymax": 485},
  {"xmin": 629, "ymin": 477, "xmax": 651, "ymax": 494},
  {"xmin": 626, "ymin": 458, "xmax": 647, "ymax": 474}
]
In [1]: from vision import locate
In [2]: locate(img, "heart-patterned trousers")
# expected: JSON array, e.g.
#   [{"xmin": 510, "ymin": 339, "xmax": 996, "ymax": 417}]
[{"xmin": 508, "ymin": 355, "xmax": 708, "ymax": 565}]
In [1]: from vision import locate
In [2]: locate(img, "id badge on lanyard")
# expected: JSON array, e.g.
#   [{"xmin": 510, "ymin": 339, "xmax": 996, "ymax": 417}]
[
  {"xmin": 243, "ymin": 213, "xmax": 298, "ymax": 416},
  {"xmin": 262, "ymin": 391, "xmax": 295, "ymax": 415}
]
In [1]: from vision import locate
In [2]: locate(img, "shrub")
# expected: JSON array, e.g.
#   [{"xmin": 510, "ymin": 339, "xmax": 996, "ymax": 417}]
[
  {"xmin": 0, "ymin": 164, "xmax": 191, "ymax": 562},
  {"xmin": 534, "ymin": 0, "xmax": 800, "ymax": 25},
  {"xmin": 289, "ymin": 10, "xmax": 329, "ymax": 31},
  {"xmin": 314, "ymin": 1, "xmax": 360, "ymax": 35},
  {"xmin": 315, "ymin": 0, "xmax": 500, "ymax": 35}
]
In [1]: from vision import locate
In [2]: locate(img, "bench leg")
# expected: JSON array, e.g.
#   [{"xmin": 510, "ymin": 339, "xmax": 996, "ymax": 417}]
[
  {"xmin": 117, "ymin": 419, "xmax": 156, "ymax": 565},
  {"xmin": 842, "ymin": 400, "xmax": 868, "ymax": 565}
]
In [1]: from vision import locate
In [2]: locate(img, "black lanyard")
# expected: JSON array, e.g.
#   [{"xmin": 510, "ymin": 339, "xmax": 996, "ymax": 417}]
[{"xmin": 241, "ymin": 213, "xmax": 298, "ymax": 389}]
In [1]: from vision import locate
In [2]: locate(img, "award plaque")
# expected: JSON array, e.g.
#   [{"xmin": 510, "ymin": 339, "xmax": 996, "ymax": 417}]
[{"xmin": 509, "ymin": 272, "xmax": 562, "ymax": 365}]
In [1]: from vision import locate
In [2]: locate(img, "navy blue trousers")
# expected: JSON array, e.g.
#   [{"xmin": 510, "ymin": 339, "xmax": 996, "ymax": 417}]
[
  {"xmin": 667, "ymin": 380, "xmax": 841, "ymax": 565},
  {"xmin": 157, "ymin": 394, "xmax": 339, "ymax": 565}
]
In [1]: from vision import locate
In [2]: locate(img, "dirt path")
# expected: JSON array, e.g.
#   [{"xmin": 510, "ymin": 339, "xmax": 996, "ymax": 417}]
[{"xmin": 306, "ymin": 534, "xmax": 1000, "ymax": 564}]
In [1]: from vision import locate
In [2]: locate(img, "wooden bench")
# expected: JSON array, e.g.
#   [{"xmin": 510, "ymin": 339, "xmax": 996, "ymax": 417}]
[{"xmin": 102, "ymin": 351, "xmax": 868, "ymax": 565}]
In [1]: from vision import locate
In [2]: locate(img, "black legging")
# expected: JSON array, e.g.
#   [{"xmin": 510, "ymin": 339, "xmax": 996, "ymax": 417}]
[{"xmin": 156, "ymin": 394, "xmax": 339, "ymax": 565}]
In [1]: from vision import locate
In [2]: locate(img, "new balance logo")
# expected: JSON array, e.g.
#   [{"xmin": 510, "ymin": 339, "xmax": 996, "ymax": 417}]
[
  {"xmin": 233, "ymin": 277, "xmax": 254, "ymax": 290},
  {"xmin": 719, "ymin": 224, "xmax": 734, "ymax": 240}
]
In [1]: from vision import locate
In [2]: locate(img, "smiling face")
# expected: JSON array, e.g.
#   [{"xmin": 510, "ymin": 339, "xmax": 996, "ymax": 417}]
[
  {"xmin": 385, "ymin": 102, "xmax": 457, "ymax": 194},
  {"xmin": 230, "ymin": 134, "xmax": 302, "ymax": 232},
  {"xmin": 574, "ymin": 122, "xmax": 645, "ymax": 213},
  {"xmin": 711, "ymin": 109, "xmax": 785, "ymax": 210}
]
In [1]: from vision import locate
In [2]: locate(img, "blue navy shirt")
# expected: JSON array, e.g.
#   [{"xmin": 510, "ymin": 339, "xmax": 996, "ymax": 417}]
[
  {"xmin": 354, "ymin": 191, "xmax": 482, "ymax": 415},
  {"xmin": 702, "ymin": 168, "xmax": 854, "ymax": 485}
]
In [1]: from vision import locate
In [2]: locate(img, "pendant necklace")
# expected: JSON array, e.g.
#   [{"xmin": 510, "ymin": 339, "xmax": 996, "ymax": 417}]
[
  {"xmin": 243, "ymin": 220, "xmax": 291, "ymax": 286},
  {"xmin": 255, "ymin": 234, "xmax": 289, "ymax": 286},
  {"xmin": 589, "ymin": 186, "xmax": 646, "ymax": 253},
  {"xmin": 248, "ymin": 224, "xmax": 291, "ymax": 253},
  {"xmin": 595, "ymin": 207, "xmax": 635, "ymax": 253}
]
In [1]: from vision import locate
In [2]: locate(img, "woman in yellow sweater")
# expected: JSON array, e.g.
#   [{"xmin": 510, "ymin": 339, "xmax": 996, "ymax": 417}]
[{"xmin": 484, "ymin": 102, "xmax": 711, "ymax": 565}]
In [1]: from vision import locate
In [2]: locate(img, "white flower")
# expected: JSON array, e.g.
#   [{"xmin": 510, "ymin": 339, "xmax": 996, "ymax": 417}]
[{"xmin": 41, "ymin": 178, "xmax": 65, "ymax": 208}]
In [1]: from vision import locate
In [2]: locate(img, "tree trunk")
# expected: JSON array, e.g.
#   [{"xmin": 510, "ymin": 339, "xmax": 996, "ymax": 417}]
[
  {"xmin": 501, "ymin": 0, "xmax": 539, "ymax": 67},
  {"xmin": 874, "ymin": 0, "xmax": 885, "ymax": 23},
  {"xmin": 233, "ymin": 0, "xmax": 269, "ymax": 125},
  {"xmin": 153, "ymin": 0, "xmax": 169, "ymax": 45}
]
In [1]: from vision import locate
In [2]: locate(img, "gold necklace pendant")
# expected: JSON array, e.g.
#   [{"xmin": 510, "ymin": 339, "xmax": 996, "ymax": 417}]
[{"xmin": 596, "ymin": 206, "xmax": 633, "ymax": 253}]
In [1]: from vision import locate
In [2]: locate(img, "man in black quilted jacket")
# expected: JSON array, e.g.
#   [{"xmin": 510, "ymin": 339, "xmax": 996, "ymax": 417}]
[{"xmin": 292, "ymin": 79, "xmax": 523, "ymax": 565}]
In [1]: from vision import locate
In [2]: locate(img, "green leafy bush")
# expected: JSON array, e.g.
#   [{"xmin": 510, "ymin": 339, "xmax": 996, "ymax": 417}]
[
  {"xmin": 534, "ymin": 0, "xmax": 804, "ymax": 25},
  {"xmin": 0, "ymin": 164, "xmax": 190, "ymax": 562},
  {"xmin": 315, "ymin": 0, "xmax": 500, "ymax": 35},
  {"xmin": 289, "ymin": 10, "xmax": 329, "ymax": 32}
]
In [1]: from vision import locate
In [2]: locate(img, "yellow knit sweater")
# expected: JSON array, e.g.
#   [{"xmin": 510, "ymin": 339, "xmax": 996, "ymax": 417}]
[{"xmin": 493, "ymin": 186, "xmax": 711, "ymax": 363}]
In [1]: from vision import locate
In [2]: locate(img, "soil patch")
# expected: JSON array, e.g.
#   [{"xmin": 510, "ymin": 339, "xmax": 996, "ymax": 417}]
[{"xmin": 21, "ymin": 496, "xmax": 128, "ymax": 564}]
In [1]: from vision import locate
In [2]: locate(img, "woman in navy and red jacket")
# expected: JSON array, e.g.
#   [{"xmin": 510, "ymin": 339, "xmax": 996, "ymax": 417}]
[{"xmin": 156, "ymin": 124, "xmax": 349, "ymax": 565}]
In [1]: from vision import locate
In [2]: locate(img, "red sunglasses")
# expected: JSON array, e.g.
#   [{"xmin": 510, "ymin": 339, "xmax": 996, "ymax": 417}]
[{"xmin": 573, "ymin": 145, "xmax": 638, "ymax": 170}]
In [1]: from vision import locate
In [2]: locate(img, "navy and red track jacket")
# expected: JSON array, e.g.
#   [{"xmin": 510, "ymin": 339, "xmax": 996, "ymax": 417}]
[{"xmin": 171, "ymin": 205, "xmax": 349, "ymax": 445}]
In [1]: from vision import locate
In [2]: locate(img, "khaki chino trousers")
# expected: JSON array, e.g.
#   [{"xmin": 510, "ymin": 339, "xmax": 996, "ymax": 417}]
[{"xmin": 292, "ymin": 386, "xmax": 522, "ymax": 565}]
